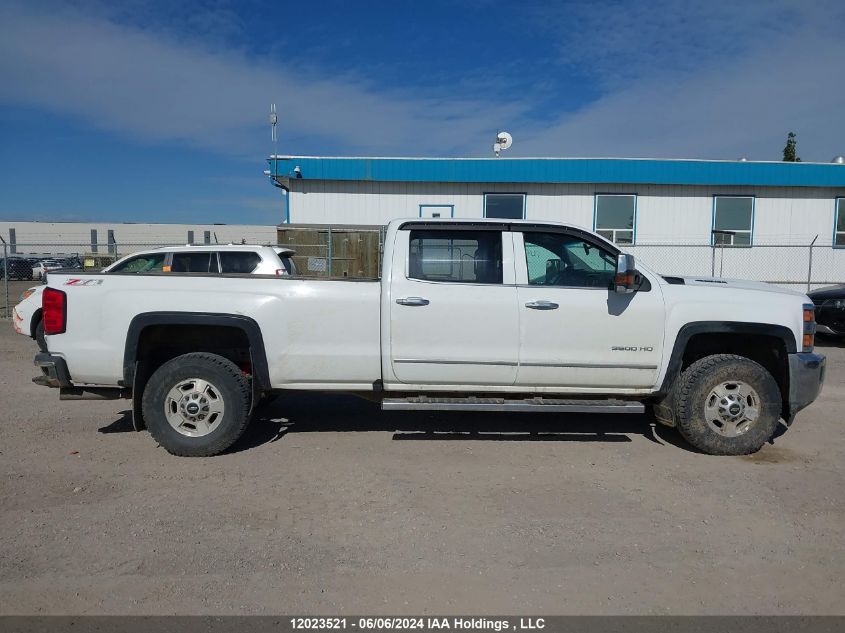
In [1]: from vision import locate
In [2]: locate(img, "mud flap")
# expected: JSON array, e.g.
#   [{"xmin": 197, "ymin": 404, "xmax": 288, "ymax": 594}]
[
  {"xmin": 131, "ymin": 360, "xmax": 148, "ymax": 431},
  {"xmin": 652, "ymin": 402, "xmax": 676, "ymax": 427}
]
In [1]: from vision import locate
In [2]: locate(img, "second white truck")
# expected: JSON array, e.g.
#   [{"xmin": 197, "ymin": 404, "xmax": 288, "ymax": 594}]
[{"xmin": 33, "ymin": 218, "xmax": 825, "ymax": 457}]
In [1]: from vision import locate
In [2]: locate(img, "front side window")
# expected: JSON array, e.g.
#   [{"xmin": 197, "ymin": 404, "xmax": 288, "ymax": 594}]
[
  {"xmin": 408, "ymin": 230, "xmax": 503, "ymax": 284},
  {"xmin": 523, "ymin": 232, "xmax": 616, "ymax": 289},
  {"xmin": 110, "ymin": 253, "xmax": 166, "ymax": 273},
  {"xmin": 484, "ymin": 193, "xmax": 525, "ymax": 219},
  {"xmin": 713, "ymin": 196, "xmax": 753, "ymax": 246},
  {"xmin": 595, "ymin": 194, "xmax": 636, "ymax": 244},
  {"xmin": 219, "ymin": 251, "xmax": 261, "ymax": 274},
  {"xmin": 170, "ymin": 252, "xmax": 218, "ymax": 273},
  {"xmin": 835, "ymin": 198, "xmax": 845, "ymax": 247}
]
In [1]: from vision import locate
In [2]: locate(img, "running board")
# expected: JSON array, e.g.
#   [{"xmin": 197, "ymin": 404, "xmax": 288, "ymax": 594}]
[{"xmin": 381, "ymin": 396, "xmax": 645, "ymax": 414}]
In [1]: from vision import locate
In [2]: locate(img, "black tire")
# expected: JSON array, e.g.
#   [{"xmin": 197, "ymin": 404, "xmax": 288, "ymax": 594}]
[
  {"xmin": 675, "ymin": 354, "xmax": 781, "ymax": 455},
  {"xmin": 141, "ymin": 352, "xmax": 251, "ymax": 456},
  {"xmin": 34, "ymin": 320, "xmax": 46, "ymax": 352}
]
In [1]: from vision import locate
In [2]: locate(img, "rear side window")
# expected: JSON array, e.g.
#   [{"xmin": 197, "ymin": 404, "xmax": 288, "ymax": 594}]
[
  {"xmin": 220, "ymin": 251, "xmax": 261, "ymax": 274},
  {"xmin": 110, "ymin": 253, "xmax": 166, "ymax": 273},
  {"xmin": 170, "ymin": 252, "xmax": 218, "ymax": 273},
  {"xmin": 408, "ymin": 230, "xmax": 503, "ymax": 284}
]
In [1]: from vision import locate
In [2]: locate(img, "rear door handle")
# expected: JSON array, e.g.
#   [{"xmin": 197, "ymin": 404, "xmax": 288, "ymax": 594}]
[
  {"xmin": 525, "ymin": 300, "xmax": 559, "ymax": 310},
  {"xmin": 396, "ymin": 297, "xmax": 430, "ymax": 306}
]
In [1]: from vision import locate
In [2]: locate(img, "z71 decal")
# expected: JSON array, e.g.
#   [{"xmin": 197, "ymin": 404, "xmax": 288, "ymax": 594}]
[{"xmin": 64, "ymin": 279, "xmax": 104, "ymax": 286}]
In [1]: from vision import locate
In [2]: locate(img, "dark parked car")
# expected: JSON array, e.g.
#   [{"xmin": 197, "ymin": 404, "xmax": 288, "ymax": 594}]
[
  {"xmin": 809, "ymin": 284, "xmax": 845, "ymax": 335},
  {"xmin": 0, "ymin": 257, "xmax": 34, "ymax": 280}
]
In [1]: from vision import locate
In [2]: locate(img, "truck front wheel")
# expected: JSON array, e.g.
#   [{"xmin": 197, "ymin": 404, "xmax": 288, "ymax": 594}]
[
  {"xmin": 142, "ymin": 352, "xmax": 251, "ymax": 456},
  {"xmin": 675, "ymin": 354, "xmax": 781, "ymax": 455}
]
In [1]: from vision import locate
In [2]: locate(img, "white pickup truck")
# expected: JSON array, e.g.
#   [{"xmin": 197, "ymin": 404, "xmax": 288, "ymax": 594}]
[{"xmin": 33, "ymin": 218, "xmax": 825, "ymax": 457}]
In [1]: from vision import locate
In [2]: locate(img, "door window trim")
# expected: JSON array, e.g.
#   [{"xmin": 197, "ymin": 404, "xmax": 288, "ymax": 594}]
[
  {"xmin": 401, "ymin": 228, "xmax": 516, "ymax": 286},
  {"xmin": 512, "ymin": 230, "xmax": 620, "ymax": 290}
]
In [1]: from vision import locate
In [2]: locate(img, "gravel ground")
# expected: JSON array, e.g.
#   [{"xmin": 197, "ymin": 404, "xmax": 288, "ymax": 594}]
[{"xmin": 0, "ymin": 325, "xmax": 843, "ymax": 615}]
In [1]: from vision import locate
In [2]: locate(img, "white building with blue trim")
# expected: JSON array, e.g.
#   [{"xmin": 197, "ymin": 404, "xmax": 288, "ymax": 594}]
[
  {"xmin": 269, "ymin": 155, "xmax": 845, "ymax": 248},
  {"xmin": 267, "ymin": 155, "xmax": 845, "ymax": 289}
]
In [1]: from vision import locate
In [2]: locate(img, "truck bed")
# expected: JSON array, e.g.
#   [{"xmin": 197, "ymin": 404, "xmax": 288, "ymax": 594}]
[{"xmin": 47, "ymin": 273, "xmax": 382, "ymax": 389}]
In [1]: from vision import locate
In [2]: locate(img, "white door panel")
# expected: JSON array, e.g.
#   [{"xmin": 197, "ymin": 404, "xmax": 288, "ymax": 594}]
[
  {"xmin": 391, "ymin": 280, "xmax": 519, "ymax": 384},
  {"xmin": 514, "ymin": 231, "xmax": 666, "ymax": 388},
  {"xmin": 517, "ymin": 287, "xmax": 664, "ymax": 387},
  {"xmin": 389, "ymin": 228, "xmax": 519, "ymax": 385}
]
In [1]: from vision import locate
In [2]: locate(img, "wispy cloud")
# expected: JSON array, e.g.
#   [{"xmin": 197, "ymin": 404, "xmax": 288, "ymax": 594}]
[
  {"xmin": 1, "ymin": 0, "xmax": 843, "ymax": 162},
  {"xmin": 0, "ymin": 2, "xmax": 526, "ymax": 158},
  {"xmin": 516, "ymin": 0, "xmax": 845, "ymax": 160}
]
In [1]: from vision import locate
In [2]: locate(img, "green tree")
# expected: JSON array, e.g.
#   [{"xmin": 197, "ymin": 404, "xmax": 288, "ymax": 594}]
[{"xmin": 782, "ymin": 132, "xmax": 801, "ymax": 162}]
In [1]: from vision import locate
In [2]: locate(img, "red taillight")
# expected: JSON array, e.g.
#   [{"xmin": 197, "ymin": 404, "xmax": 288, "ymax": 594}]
[{"xmin": 42, "ymin": 288, "xmax": 67, "ymax": 335}]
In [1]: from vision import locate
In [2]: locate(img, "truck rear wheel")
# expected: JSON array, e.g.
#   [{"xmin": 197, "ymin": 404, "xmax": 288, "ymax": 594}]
[
  {"xmin": 142, "ymin": 352, "xmax": 251, "ymax": 456},
  {"xmin": 675, "ymin": 354, "xmax": 781, "ymax": 455}
]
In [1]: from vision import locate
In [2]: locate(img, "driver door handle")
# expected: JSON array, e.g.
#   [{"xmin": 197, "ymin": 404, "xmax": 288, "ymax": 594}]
[
  {"xmin": 525, "ymin": 300, "xmax": 559, "ymax": 310},
  {"xmin": 396, "ymin": 296, "xmax": 430, "ymax": 306}
]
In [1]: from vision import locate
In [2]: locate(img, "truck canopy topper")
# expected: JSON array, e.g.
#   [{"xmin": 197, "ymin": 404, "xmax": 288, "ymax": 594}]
[{"xmin": 32, "ymin": 218, "xmax": 825, "ymax": 457}]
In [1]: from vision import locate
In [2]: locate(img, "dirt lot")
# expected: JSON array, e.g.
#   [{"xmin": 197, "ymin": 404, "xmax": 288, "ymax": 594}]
[{"xmin": 0, "ymin": 325, "xmax": 843, "ymax": 615}]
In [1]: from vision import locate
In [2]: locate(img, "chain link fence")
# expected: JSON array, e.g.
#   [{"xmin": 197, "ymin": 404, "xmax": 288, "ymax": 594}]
[{"xmin": 2, "ymin": 233, "xmax": 844, "ymax": 318}]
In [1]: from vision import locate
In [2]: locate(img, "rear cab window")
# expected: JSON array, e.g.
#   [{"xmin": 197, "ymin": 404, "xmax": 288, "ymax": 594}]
[{"xmin": 408, "ymin": 229, "xmax": 503, "ymax": 284}]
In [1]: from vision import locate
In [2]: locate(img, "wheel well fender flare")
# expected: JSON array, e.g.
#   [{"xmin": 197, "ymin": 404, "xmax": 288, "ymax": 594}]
[
  {"xmin": 122, "ymin": 312, "xmax": 271, "ymax": 392},
  {"xmin": 658, "ymin": 321, "xmax": 796, "ymax": 396}
]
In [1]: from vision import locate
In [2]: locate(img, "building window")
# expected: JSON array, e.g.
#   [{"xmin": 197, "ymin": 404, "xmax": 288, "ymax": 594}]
[
  {"xmin": 90, "ymin": 229, "xmax": 98, "ymax": 254},
  {"xmin": 408, "ymin": 229, "xmax": 503, "ymax": 284},
  {"xmin": 835, "ymin": 198, "xmax": 845, "ymax": 247},
  {"xmin": 9, "ymin": 228, "xmax": 16, "ymax": 254},
  {"xmin": 419, "ymin": 204, "xmax": 454, "ymax": 218},
  {"xmin": 484, "ymin": 193, "xmax": 525, "ymax": 219},
  {"xmin": 713, "ymin": 196, "xmax": 754, "ymax": 246},
  {"xmin": 594, "ymin": 194, "xmax": 636, "ymax": 244},
  {"xmin": 204, "ymin": 230, "xmax": 211, "ymax": 244},
  {"xmin": 187, "ymin": 230, "xmax": 195, "ymax": 244}
]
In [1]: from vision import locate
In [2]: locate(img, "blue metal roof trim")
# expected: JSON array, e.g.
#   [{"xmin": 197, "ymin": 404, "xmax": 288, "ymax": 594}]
[{"xmin": 269, "ymin": 157, "xmax": 845, "ymax": 187}]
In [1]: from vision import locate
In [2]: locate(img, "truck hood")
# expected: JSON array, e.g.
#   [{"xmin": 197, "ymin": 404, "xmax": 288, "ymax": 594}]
[{"xmin": 672, "ymin": 276, "xmax": 808, "ymax": 297}]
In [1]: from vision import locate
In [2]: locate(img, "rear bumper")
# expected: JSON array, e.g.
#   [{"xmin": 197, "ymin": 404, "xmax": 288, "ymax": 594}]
[
  {"xmin": 33, "ymin": 352, "xmax": 72, "ymax": 388},
  {"xmin": 787, "ymin": 352, "xmax": 826, "ymax": 421}
]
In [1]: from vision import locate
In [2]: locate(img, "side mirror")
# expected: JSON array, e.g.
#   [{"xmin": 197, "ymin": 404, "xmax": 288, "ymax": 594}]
[{"xmin": 615, "ymin": 253, "xmax": 637, "ymax": 293}]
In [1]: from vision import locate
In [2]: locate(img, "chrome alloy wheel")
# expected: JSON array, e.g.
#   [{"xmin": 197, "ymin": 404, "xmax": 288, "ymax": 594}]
[
  {"xmin": 703, "ymin": 381, "xmax": 761, "ymax": 437},
  {"xmin": 164, "ymin": 378, "xmax": 225, "ymax": 437}
]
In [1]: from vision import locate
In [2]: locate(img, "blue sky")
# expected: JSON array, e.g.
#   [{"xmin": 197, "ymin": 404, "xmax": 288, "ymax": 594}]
[{"xmin": 1, "ymin": 0, "xmax": 843, "ymax": 224}]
